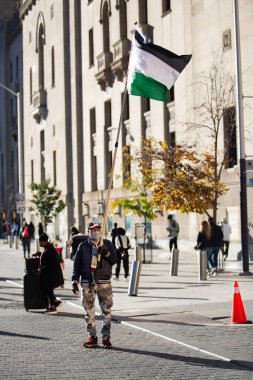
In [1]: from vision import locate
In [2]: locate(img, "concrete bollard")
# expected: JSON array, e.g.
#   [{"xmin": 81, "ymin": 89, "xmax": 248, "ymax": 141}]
[
  {"xmin": 14, "ymin": 236, "xmax": 18, "ymax": 249},
  {"xmin": 170, "ymin": 248, "xmax": 179, "ymax": 276},
  {"xmin": 199, "ymin": 250, "xmax": 207, "ymax": 280}
]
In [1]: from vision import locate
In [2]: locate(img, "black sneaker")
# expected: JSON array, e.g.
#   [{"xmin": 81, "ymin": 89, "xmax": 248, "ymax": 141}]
[
  {"xmin": 54, "ymin": 300, "xmax": 63, "ymax": 309},
  {"xmin": 46, "ymin": 307, "xmax": 57, "ymax": 315},
  {"xmin": 102, "ymin": 338, "xmax": 112, "ymax": 349}
]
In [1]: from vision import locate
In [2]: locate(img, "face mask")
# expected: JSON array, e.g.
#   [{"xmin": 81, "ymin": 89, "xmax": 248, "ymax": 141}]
[{"xmin": 89, "ymin": 230, "xmax": 101, "ymax": 241}]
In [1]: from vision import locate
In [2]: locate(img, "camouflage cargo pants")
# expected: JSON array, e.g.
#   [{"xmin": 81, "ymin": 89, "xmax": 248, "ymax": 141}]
[{"xmin": 81, "ymin": 282, "xmax": 113, "ymax": 340}]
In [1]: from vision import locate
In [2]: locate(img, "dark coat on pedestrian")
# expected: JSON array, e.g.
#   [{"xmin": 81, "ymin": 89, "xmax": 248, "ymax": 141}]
[
  {"xmin": 39, "ymin": 243, "xmax": 64, "ymax": 290},
  {"xmin": 197, "ymin": 231, "xmax": 212, "ymax": 250},
  {"xmin": 70, "ymin": 233, "xmax": 88, "ymax": 260},
  {"xmin": 72, "ymin": 238, "xmax": 117, "ymax": 284},
  {"xmin": 210, "ymin": 224, "xmax": 223, "ymax": 247}
]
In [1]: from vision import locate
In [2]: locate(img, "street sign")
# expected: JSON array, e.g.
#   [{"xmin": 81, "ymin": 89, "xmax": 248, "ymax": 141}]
[
  {"xmin": 16, "ymin": 193, "xmax": 25, "ymax": 202},
  {"xmin": 246, "ymin": 160, "xmax": 253, "ymax": 171},
  {"xmin": 16, "ymin": 201, "xmax": 26, "ymax": 213}
]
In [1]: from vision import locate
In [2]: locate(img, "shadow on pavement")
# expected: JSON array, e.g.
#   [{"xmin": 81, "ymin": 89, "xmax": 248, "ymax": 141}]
[
  {"xmin": 0, "ymin": 330, "xmax": 50, "ymax": 340},
  {"xmin": 112, "ymin": 347, "xmax": 253, "ymax": 372}
]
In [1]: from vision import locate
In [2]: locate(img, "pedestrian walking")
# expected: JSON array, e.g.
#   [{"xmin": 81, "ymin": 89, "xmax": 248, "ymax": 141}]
[
  {"xmin": 28, "ymin": 221, "xmax": 35, "ymax": 241},
  {"xmin": 20, "ymin": 221, "xmax": 31, "ymax": 258},
  {"xmin": 208, "ymin": 217, "xmax": 223, "ymax": 275},
  {"xmin": 72, "ymin": 222, "xmax": 117, "ymax": 349},
  {"xmin": 10, "ymin": 220, "xmax": 19, "ymax": 238},
  {"xmin": 167, "ymin": 215, "xmax": 180, "ymax": 252},
  {"xmin": 196, "ymin": 221, "xmax": 213, "ymax": 272},
  {"xmin": 221, "ymin": 218, "xmax": 232, "ymax": 261},
  {"xmin": 38, "ymin": 222, "xmax": 44, "ymax": 237},
  {"xmin": 67, "ymin": 226, "xmax": 87, "ymax": 260},
  {"xmin": 114, "ymin": 227, "xmax": 131, "ymax": 281},
  {"xmin": 111, "ymin": 222, "xmax": 118, "ymax": 248},
  {"xmin": 35, "ymin": 233, "xmax": 64, "ymax": 314}
]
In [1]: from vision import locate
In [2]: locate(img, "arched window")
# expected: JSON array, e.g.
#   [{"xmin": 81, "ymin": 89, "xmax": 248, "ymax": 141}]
[
  {"xmin": 51, "ymin": 46, "xmax": 55, "ymax": 87},
  {"xmin": 38, "ymin": 24, "xmax": 45, "ymax": 90},
  {"xmin": 103, "ymin": 1, "xmax": 110, "ymax": 52}
]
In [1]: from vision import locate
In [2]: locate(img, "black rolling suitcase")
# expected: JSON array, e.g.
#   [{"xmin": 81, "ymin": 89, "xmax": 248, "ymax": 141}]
[{"xmin": 24, "ymin": 271, "xmax": 49, "ymax": 311}]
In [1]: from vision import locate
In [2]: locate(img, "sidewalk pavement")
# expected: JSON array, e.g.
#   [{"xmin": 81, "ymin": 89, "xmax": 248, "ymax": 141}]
[{"xmin": 0, "ymin": 239, "xmax": 253, "ymax": 379}]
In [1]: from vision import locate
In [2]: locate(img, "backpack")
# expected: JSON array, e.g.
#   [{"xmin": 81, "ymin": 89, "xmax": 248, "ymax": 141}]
[
  {"xmin": 173, "ymin": 221, "xmax": 180, "ymax": 234},
  {"xmin": 22, "ymin": 227, "xmax": 29, "ymax": 239}
]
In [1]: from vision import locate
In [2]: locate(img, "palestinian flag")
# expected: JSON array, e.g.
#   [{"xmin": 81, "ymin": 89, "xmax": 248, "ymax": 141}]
[{"xmin": 127, "ymin": 27, "xmax": 192, "ymax": 102}]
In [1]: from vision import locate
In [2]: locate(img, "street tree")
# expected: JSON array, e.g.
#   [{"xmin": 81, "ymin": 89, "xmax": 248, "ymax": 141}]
[
  {"xmin": 187, "ymin": 54, "xmax": 236, "ymax": 221},
  {"xmin": 29, "ymin": 180, "xmax": 66, "ymax": 230},
  {"xmin": 119, "ymin": 139, "xmax": 227, "ymax": 216}
]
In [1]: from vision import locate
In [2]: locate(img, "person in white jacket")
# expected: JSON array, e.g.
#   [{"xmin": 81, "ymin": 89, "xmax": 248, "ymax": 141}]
[{"xmin": 221, "ymin": 218, "xmax": 232, "ymax": 260}]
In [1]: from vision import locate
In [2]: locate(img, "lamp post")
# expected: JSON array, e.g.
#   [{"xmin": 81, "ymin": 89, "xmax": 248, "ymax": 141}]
[
  {"xmin": 233, "ymin": 0, "xmax": 251, "ymax": 275},
  {"xmin": 0, "ymin": 82, "xmax": 24, "ymax": 218}
]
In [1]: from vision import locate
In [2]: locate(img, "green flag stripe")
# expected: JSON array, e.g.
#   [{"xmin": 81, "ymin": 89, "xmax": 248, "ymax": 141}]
[{"xmin": 128, "ymin": 72, "xmax": 168, "ymax": 102}]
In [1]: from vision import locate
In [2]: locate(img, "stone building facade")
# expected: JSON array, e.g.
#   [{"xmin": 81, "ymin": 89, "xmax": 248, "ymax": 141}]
[
  {"xmin": 0, "ymin": 0, "xmax": 23, "ymax": 224},
  {"xmin": 18, "ymin": 0, "xmax": 252, "ymax": 257}
]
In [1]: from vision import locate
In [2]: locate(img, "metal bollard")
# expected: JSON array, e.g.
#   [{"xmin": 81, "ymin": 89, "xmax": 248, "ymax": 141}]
[
  {"xmin": 35, "ymin": 238, "xmax": 40, "ymax": 252},
  {"xmin": 170, "ymin": 248, "xmax": 179, "ymax": 276},
  {"xmin": 135, "ymin": 245, "xmax": 142, "ymax": 261},
  {"xmin": 8, "ymin": 235, "xmax": 12, "ymax": 248},
  {"xmin": 14, "ymin": 236, "xmax": 18, "ymax": 249},
  {"xmin": 128, "ymin": 260, "xmax": 141, "ymax": 296},
  {"xmin": 199, "ymin": 250, "xmax": 207, "ymax": 280}
]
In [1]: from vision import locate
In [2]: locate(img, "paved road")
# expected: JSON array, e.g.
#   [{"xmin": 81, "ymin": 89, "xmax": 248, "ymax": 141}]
[{"xmin": 0, "ymin": 241, "xmax": 253, "ymax": 379}]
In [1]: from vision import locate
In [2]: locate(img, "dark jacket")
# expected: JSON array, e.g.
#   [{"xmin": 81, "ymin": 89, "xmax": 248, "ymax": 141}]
[
  {"xmin": 197, "ymin": 231, "xmax": 212, "ymax": 250},
  {"xmin": 39, "ymin": 243, "xmax": 64, "ymax": 290},
  {"xmin": 210, "ymin": 223, "xmax": 223, "ymax": 247},
  {"xmin": 72, "ymin": 238, "xmax": 117, "ymax": 284}
]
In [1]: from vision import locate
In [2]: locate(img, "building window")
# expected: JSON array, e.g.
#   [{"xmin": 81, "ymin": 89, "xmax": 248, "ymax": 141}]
[
  {"xmin": 30, "ymin": 68, "xmax": 32, "ymax": 104},
  {"xmin": 53, "ymin": 150, "xmax": 57, "ymax": 185},
  {"xmin": 31, "ymin": 160, "xmax": 34, "ymax": 183},
  {"xmin": 16, "ymin": 56, "xmax": 19, "ymax": 80},
  {"xmin": 119, "ymin": 0, "xmax": 127, "ymax": 39},
  {"xmin": 90, "ymin": 108, "xmax": 97, "ymax": 191},
  {"xmin": 38, "ymin": 24, "xmax": 45, "ymax": 90},
  {"xmin": 52, "ymin": 124, "xmax": 56, "ymax": 136},
  {"xmin": 141, "ymin": 97, "xmax": 150, "ymax": 138},
  {"xmin": 29, "ymin": 30, "xmax": 32, "ymax": 43},
  {"xmin": 170, "ymin": 131, "xmax": 176, "ymax": 147},
  {"xmin": 50, "ymin": 4, "xmax": 54, "ymax": 19},
  {"xmin": 168, "ymin": 85, "xmax": 174, "ymax": 103},
  {"xmin": 139, "ymin": 0, "xmax": 148, "ymax": 24},
  {"xmin": 40, "ymin": 130, "xmax": 45, "ymax": 182},
  {"xmin": 105, "ymin": 100, "xmax": 112, "ymax": 188},
  {"xmin": 224, "ymin": 106, "xmax": 237, "ymax": 168},
  {"xmin": 51, "ymin": 46, "xmax": 55, "ymax": 87},
  {"xmin": 10, "ymin": 63, "xmax": 13, "ymax": 82},
  {"xmin": 223, "ymin": 29, "xmax": 231, "ymax": 52},
  {"xmin": 31, "ymin": 137, "xmax": 33, "ymax": 147},
  {"xmin": 162, "ymin": 0, "xmax": 171, "ymax": 14},
  {"xmin": 103, "ymin": 1, "xmax": 110, "ymax": 52},
  {"xmin": 89, "ymin": 28, "xmax": 94, "ymax": 67}
]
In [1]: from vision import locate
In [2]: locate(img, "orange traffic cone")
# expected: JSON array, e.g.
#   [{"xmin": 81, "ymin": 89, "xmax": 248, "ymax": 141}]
[{"xmin": 231, "ymin": 281, "xmax": 252, "ymax": 324}]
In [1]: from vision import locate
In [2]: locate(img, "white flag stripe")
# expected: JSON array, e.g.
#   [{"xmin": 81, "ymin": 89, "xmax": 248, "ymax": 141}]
[{"xmin": 128, "ymin": 43, "xmax": 180, "ymax": 90}]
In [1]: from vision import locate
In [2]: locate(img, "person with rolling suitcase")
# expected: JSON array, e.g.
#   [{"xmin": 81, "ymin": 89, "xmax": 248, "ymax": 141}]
[{"xmin": 35, "ymin": 233, "xmax": 64, "ymax": 314}]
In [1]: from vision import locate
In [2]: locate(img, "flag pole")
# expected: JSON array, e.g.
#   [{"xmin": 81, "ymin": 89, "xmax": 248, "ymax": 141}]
[{"xmin": 98, "ymin": 84, "xmax": 128, "ymax": 256}]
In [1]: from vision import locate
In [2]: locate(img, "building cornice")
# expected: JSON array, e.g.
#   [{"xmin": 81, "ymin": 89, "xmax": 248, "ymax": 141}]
[{"xmin": 19, "ymin": 0, "xmax": 37, "ymax": 20}]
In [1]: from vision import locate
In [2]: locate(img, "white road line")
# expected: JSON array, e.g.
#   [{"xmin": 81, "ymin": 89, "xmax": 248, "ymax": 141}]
[
  {"xmin": 6, "ymin": 280, "xmax": 232, "ymax": 363},
  {"xmin": 6, "ymin": 280, "xmax": 23, "ymax": 288}
]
